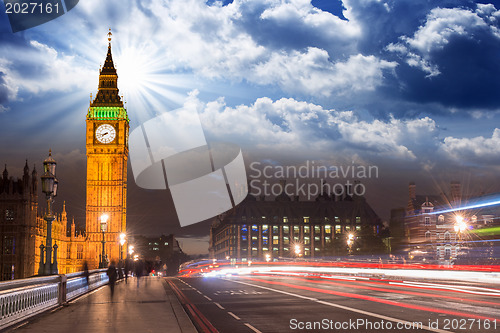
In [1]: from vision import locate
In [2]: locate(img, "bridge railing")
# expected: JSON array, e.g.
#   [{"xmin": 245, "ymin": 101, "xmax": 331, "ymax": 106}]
[{"xmin": 0, "ymin": 270, "xmax": 109, "ymax": 331}]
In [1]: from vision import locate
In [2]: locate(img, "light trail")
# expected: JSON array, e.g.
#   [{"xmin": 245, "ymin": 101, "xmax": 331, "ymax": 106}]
[
  {"xmin": 240, "ymin": 276, "xmax": 500, "ymax": 321},
  {"xmin": 252, "ymin": 273, "xmax": 500, "ymax": 307}
]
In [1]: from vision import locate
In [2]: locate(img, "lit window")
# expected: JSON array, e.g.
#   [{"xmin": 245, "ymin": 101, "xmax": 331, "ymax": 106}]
[
  {"xmin": 325, "ymin": 236, "xmax": 331, "ymax": 243},
  {"xmin": 272, "ymin": 225, "xmax": 279, "ymax": 234},
  {"xmin": 293, "ymin": 226, "xmax": 300, "ymax": 233},
  {"xmin": 314, "ymin": 225, "xmax": 321, "ymax": 234},
  {"xmin": 355, "ymin": 216, "xmax": 361, "ymax": 223},
  {"xmin": 335, "ymin": 216, "xmax": 340, "ymax": 223},
  {"xmin": 304, "ymin": 226, "xmax": 310, "ymax": 234},
  {"xmin": 335, "ymin": 225, "xmax": 341, "ymax": 234},
  {"xmin": 77, "ymin": 244, "xmax": 83, "ymax": 259},
  {"xmin": 284, "ymin": 236, "xmax": 289, "ymax": 245},
  {"xmin": 314, "ymin": 236, "xmax": 320, "ymax": 242},
  {"xmin": 304, "ymin": 237, "xmax": 310, "ymax": 244},
  {"xmin": 303, "ymin": 217, "xmax": 310, "ymax": 223},
  {"xmin": 355, "ymin": 225, "xmax": 361, "ymax": 231},
  {"xmin": 252, "ymin": 225, "xmax": 258, "ymax": 232},
  {"xmin": 262, "ymin": 225, "xmax": 269, "ymax": 233},
  {"xmin": 273, "ymin": 236, "xmax": 279, "ymax": 244},
  {"xmin": 283, "ymin": 217, "xmax": 288, "ymax": 223},
  {"xmin": 283, "ymin": 225, "xmax": 289, "ymax": 234},
  {"xmin": 325, "ymin": 225, "xmax": 331, "ymax": 234}
]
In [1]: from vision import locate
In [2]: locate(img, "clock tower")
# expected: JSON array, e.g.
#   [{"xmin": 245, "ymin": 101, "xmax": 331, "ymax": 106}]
[{"xmin": 86, "ymin": 30, "xmax": 129, "ymax": 268}]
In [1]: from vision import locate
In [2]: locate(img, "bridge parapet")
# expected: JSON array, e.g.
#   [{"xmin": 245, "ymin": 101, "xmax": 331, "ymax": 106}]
[{"xmin": 0, "ymin": 270, "xmax": 109, "ymax": 331}]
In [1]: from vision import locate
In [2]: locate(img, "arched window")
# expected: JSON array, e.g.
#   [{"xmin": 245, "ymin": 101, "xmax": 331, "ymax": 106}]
[
  {"xmin": 471, "ymin": 215, "xmax": 477, "ymax": 223},
  {"xmin": 425, "ymin": 231, "xmax": 431, "ymax": 241},
  {"xmin": 444, "ymin": 232, "xmax": 451, "ymax": 242},
  {"xmin": 438, "ymin": 215, "xmax": 444, "ymax": 223}
]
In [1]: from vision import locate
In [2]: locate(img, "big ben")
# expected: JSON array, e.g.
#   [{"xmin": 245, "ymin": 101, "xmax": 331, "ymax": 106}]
[{"xmin": 86, "ymin": 30, "xmax": 129, "ymax": 268}]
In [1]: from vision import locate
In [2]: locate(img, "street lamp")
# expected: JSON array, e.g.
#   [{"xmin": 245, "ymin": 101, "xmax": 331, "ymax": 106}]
[
  {"xmin": 39, "ymin": 150, "xmax": 59, "ymax": 275},
  {"xmin": 99, "ymin": 214, "xmax": 109, "ymax": 268},
  {"xmin": 454, "ymin": 215, "xmax": 467, "ymax": 258},
  {"xmin": 119, "ymin": 233, "xmax": 126, "ymax": 261},
  {"xmin": 265, "ymin": 253, "xmax": 271, "ymax": 262},
  {"xmin": 347, "ymin": 233, "xmax": 354, "ymax": 255},
  {"xmin": 294, "ymin": 244, "xmax": 302, "ymax": 257}
]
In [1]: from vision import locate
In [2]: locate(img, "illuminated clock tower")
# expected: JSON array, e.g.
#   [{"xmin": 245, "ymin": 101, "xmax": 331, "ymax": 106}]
[{"xmin": 86, "ymin": 30, "xmax": 129, "ymax": 268}]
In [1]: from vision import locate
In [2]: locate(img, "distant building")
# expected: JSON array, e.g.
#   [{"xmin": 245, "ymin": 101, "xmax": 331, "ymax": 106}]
[
  {"xmin": 0, "ymin": 162, "xmax": 86, "ymax": 280},
  {"xmin": 209, "ymin": 186, "xmax": 385, "ymax": 261},
  {"xmin": 132, "ymin": 234, "xmax": 188, "ymax": 275},
  {"xmin": 404, "ymin": 182, "xmax": 500, "ymax": 263}
]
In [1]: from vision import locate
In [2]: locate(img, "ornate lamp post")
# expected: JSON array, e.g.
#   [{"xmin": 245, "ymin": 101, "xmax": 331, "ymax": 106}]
[
  {"xmin": 119, "ymin": 233, "xmax": 126, "ymax": 261},
  {"xmin": 99, "ymin": 214, "xmax": 109, "ymax": 268},
  {"xmin": 39, "ymin": 150, "xmax": 59, "ymax": 275}
]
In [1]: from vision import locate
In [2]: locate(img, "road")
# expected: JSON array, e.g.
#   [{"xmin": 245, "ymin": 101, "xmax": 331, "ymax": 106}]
[{"xmin": 169, "ymin": 273, "xmax": 500, "ymax": 333}]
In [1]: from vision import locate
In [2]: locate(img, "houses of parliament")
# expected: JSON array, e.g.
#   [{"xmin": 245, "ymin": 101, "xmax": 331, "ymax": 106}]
[{"xmin": 0, "ymin": 32, "xmax": 129, "ymax": 280}]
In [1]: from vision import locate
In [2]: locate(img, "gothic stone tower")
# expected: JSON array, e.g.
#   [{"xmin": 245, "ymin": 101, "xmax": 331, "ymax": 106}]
[{"xmin": 86, "ymin": 30, "xmax": 129, "ymax": 268}]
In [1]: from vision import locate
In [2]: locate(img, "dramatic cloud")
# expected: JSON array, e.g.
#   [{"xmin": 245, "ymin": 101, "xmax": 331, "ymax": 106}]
[
  {"xmin": 195, "ymin": 92, "xmax": 438, "ymax": 160},
  {"xmin": 385, "ymin": 3, "xmax": 500, "ymax": 109},
  {"xmin": 0, "ymin": 40, "xmax": 93, "ymax": 102},
  {"xmin": 442, "ymin": 128, "xmax": 500, "ymax": 163},
  {"xmin": 252, "ymin": 51, "xmax": 397, "ymax": 96}
]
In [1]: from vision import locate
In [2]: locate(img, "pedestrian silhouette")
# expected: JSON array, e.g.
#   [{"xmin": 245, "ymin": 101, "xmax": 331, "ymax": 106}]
[
  {"xmin": 107, "ymin": 261, "xmax": 118, "ymax": 298},
  {"xmin": 135, "ymin": 260, "xmax": 143, "ymax": 288},
  {"xmin": 124, "ymin": 259, "xmax": 130, "ymax": 284},
  {"xmin": 83, "ymin": 261, "xmax": 90, "ymax": 288}
]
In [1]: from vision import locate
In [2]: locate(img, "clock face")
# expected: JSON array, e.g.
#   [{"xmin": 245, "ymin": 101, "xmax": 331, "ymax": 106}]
[{"xmin": 95, "ymin": 124, "xmax": 116, "ymax": 144}]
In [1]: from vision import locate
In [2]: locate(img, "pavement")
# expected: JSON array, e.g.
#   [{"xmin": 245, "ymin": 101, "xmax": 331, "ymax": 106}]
[{"xmin": 11, "ymin": 276, "xmax": 197, "ymax": 333}]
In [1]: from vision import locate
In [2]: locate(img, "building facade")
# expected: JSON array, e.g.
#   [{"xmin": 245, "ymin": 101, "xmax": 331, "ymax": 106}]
[
  {"xmin": 132, "ymin": 234, "xmax": 188, "ymax": 275},
  {"xmin": 404, "ymin": 182, "xmax": 500, "ymax": 264},
  {"xmin": 209, "ymin": 189, "xmax": 385, "ymax": 261},
  {"xmin": 0, "ymin": 163, "xmax": 86, "ymax": 280},
  {"xmin": 85, "ymin": 31, "xmax": 129, "ymax": 269}
]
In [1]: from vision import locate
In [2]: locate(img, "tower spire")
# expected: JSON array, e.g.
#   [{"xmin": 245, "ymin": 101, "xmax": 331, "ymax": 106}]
[{"xmin": 90, "ymin": 29, "xmax": 123, "ymax": 107}]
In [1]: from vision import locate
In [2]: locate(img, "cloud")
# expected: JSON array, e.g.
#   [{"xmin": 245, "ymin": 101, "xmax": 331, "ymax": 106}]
[
  {"xmin": 252, "ymin": 50, "xmax": 397, "ymax": 96},
  {"xmin": 194, "ymin": 92, "xmax": 438, "ymax": 160},
  {"xmin": 441, "ymin": 128, "xmax": 500, "ymax": 163},
  {"xmin": 0, "ymin": 40, "xmax": 93, "ymax": 103},
  {"xmin": 0, "ymin": 71, "xmax": 10, "ymax": 112},
  {"xmin": 384, "ymin": 3, "xmax": 500, "ymax": 109},
  {"xmin": 388, "ymin": 6, "xmax": 500, "ymax": 76}
]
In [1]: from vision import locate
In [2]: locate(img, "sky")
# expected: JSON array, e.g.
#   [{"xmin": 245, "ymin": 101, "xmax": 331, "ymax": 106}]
[{"xmin": 1, "ymin": 0, "xmax": 500, "ymax": 255}]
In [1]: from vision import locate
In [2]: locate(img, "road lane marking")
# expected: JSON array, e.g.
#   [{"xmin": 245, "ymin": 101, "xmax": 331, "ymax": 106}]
[
  {"xmin": 214, "ymin": 302, "xmax": 225, "ymax": 310},
  {"xmin": 244, "ymin": 323, "xmax": 262, "ymax": 333},
  {"xmin": 204, "ymin": 295, "xmax": 213, "ymax": 301},
  {"xmin": 227, "ymin": 312, "xmax": 240, "ymax": 320},
  {"xmin": 223, "ymin": 278, "xmax": 452, "ymax": 333}
]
